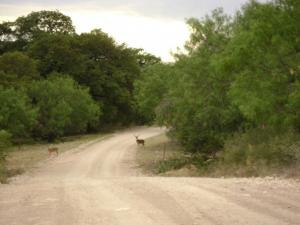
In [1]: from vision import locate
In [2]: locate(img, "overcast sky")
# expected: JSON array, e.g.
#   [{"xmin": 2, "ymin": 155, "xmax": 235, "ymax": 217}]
[{"xmin": 0, "ymin": 0, "xmax": 262, "ymax": 61}]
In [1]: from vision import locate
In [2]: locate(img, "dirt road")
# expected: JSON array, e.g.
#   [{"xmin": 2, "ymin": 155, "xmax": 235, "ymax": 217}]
[{"xmin": 1, "ymin": 127, "xmax": 300, "ymax": 225}]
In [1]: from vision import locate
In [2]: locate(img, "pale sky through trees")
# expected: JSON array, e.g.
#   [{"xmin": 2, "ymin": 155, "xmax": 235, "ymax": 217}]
[{"xmin": 0, "ymin": 0, "xmax": 265, "ymax": 61}]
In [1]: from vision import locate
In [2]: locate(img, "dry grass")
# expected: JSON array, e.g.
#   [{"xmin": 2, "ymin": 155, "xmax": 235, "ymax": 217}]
[
  {"xmin": 137, "ymin": 134, "xmax": 300, "ymax": 178},
  {"xmin": 136, "ymin": 133, "xmax": 185, "ymax": 175},
  {"xmin": 5, "ymin": 133, "xmax": 109, "ymax": 178}
]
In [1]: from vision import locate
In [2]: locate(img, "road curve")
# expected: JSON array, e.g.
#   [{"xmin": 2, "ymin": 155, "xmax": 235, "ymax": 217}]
[{"xmin": 0, "ymin": 127, "xmax": 300, "ymax": 225}]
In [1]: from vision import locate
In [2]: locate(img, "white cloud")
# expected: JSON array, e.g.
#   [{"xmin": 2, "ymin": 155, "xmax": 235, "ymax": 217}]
[
  {"xmin": 67, "ymin": 10, "xmax": 190, "ymax": 61},
  {"xmin": 0, "ymin": 4, "xmax": 190, "ymax": 61},
  {"xmin": 0, "ymin": 0, "xmax": 267, "ymax": 61}
]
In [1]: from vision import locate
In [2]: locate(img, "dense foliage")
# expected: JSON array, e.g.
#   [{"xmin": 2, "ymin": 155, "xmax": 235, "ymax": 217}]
[
  {"xmin": 0, "ymin": 10, "xmax": 155, "ymax": 143},
  {"xmin": 1, "ymin": 1, "xmax": 299, "ymax": 179},
  {"xmin": 28, "ymin": 76, "xmax": 100, "ymax": 141},
  {"xmin": 0, "ymin": 10, "xmax": 157, "ymax": 181},
  {"xmin": 0, "ymin": 130, "xmax": 11, "ymax": 183},
  {"xmin": 0, "ymin": 87, "xmax": 37, "ymax": 138},
  {"xmin": 0, "ymin": 52, "xmax": 39, "ymax": 87},
  {"xmin": 134, "ymin": 0, "xmax": 300, "ymax": 169}
]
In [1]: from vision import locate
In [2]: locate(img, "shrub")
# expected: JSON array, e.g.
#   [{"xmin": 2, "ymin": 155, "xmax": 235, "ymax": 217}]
[
  {"xmin": 157, "ymin": 158, "xmax": 188, "ymax": 174},
  {"xmin": 0, "ymin": 130, "xmax": 11, "ymax": 183},
  {"xmin": 0, "ymin": 86, "xmax": 37, "ymax": 138},
  {"xmin": 28, "ymin": 75, "xmax": 101, "ymax": 141},
  {"xmin": 222, "ymin": 129, "xmax": 300, "ymax": 168}
]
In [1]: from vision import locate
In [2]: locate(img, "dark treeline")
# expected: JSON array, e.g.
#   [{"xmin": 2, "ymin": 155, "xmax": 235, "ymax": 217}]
[
  {"xmin": 0, "ymin": 10, "xmax": 160, "ymax": 148},
  {"xmin": 134, "ymin": 0, "xmax": 300, "ymax": 172}
]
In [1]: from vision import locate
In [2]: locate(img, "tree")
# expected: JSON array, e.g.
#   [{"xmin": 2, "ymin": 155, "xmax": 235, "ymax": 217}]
[
  {"xmin": 134, "ymin": 63, "xmax": 172, "ymax": 123},
  {"xmin": 163, "ymin": 9, "xmax": 241, "ymax": 153},
  {"xmin": 135, "ymin": 50, "xmax": 161, "ymax": 68},
  {"xmin": 0, "ymin": 22, "xmax": 16, "ymax": 53},
  {"xmin": 0, "ymin": 51, "xmax": 39, "ymax": 87},
  {"xmin": 227, "ymin": 0, "xmax": 300, "ymax": 129},
  {"xmin": 13, "ymin": 10, "xmax": 75, "ymax": 40},
  {"xmin": 75, "ymin": 29, "xmax": 141, "ymax": 125},
  {"xmin": 28, "ymin": 28, "xmax": 143, "ymax": 126},
  {"xmin": 28, "ymin": 33, "xmax": 84, "ymax": 77},
  {"xmin": 0, "ymin": 86, "xmax": 37, "ymax": 138},
  {"xmin": 134, "ymin": 0, "xmax": 300, "ymax": 155},
  {"xmin": 0, "ymin": 10, "xmax": 75, "ymax": 53},
  {"xmin": 28, "ymin": 75, "xmax": 100, "ymax": 141}
]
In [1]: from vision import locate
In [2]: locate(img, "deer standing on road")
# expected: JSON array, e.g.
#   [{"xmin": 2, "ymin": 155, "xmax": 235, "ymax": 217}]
[
  {"xmin": 134, "ymin": 135, "xmax": 145, "ymax": 146},
  {"xmin": 48, "ymin": 147, "xmax": 58, "ymax": 156}
]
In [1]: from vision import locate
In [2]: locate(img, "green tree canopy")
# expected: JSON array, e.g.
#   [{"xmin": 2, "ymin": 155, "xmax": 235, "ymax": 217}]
[
  {"xmin": 75, "ymin": 29, "xmax": 141, "ymax": 125},
  {"xmin": 0, "ymin": 51, "xmax": 39, "ymax": 87},
  {"xmin": 28, "ymin": 75, "xmax": 100, "ymax": 141},
  {"xmin": 227, "ymin": 0, "xmax": 300, "ymax": 128},
  {"xmin": 28, "ymin": 33, "xmax": 84, "ymax": 77},
  {"xmin": 0, "ymin": 10, "xmax": 75, "ymax": 53},
  {"xmin": 134, "ymin": 63, "xmax": 172, "ymax": 123},
  {"xmin": 0, "ymin": 86, "xmax": 37, "ymax": 138},
  {"xmin": 134, "ymin": 0, "xmax": 300, "ymax": 154},
  {"xmin": 13, "ymin": 10, "xmax": 75, "ymax": 40}
]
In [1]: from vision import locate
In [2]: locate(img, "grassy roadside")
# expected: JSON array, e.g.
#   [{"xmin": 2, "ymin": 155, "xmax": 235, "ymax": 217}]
[
  {"xmin": 137, "ymin": 134, "xmax": 300, "ymax": 178},
  {"xmin": 136, "ymin": 134, "xmax": 199, "ymax": 176},
  {"xmin": 1, "ymin": 133, "xmax": 109, "ymax": 183}
]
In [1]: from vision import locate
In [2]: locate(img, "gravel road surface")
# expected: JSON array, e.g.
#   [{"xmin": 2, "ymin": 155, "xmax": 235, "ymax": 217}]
[{"xmin": 0, "ymin": 127, "xmax": 299, "ymax": 225}]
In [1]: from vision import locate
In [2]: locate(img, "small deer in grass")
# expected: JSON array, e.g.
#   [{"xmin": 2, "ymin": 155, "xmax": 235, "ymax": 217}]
[
  {"xmin": 48, "ymin": 147, "xmax": 58, "ymax": 156},
  {"xmin": 134, "ymin": 135, "xmax": 145, "ymax": 146}
]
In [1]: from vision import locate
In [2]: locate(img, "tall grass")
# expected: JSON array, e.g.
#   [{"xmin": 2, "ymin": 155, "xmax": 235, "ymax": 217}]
[
  {"xmin": 0, "ymin": 130, "xmax": 11, "ymax": 183},
  {"xmin": 214, "ymin": 129, "xmax": 300, "ymax": 177},
  {"xmin": 139, "ymin": 129, "xmax": 300, "ymax": 177}
]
